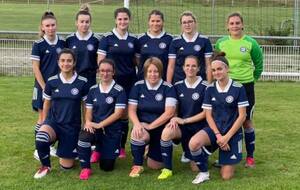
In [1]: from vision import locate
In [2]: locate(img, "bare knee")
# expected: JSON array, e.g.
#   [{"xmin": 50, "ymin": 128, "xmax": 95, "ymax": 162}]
[
  {"xmin": 220, "ymin": 165, "xmax": 235, "ymax": 180},
  {"xmin": 243, "ymin": 120, "xmax": 253, "ymax": 129},
  {"xmin": 189, "ymin": 137, "xmax": 202, "ymax": 152},
  {"xmin": 161, "ymin": 128, "xmax": 173, "ymax": 141},
  {"xmin": 147, "ymin": 158, "xmax": 163, "ymax": 170},
  {"xmin": 59, "ymin": 158, "xmax": 75, "ymax": 169}
]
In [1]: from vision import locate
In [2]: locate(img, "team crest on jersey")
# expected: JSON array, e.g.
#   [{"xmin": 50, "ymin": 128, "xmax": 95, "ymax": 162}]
[
  {"xmin": 128, "ymin": 42, "xmax": 134, "ymax": 48},
  {"xmin": 159, "ymin": 42, "xmax": 166, "ymax": 49},
  {"xmin": 56, "ymin": 48, "xmax": 62, "ymax": 54},
  {"xmin": 155, "ymin": 93, "xmax": 163, "ymax": 101},
  {"xmin": 225, "ymin": 95, "xmax": 234, "ymax": 103},
  {"xmin": 106, "ymin": 96, "xmax": 114, "ymax": 104},
  {"xmin": 87, "ymin": 44, "xmax": 94, "ymax": 51},
  {"xmin": 71, "ymin": 88, "xmax": 79, "ymax": 95},
  {"xmin": 192, "ymin": 92, "xmax": 200, "ymax": 100},
  {"xmin": 194, "ymin": 45, "xmax": 201, "ymax": 51},
  {"xmin": 240, "ymin": 47, "xmax": 247, "ymax": 53}
]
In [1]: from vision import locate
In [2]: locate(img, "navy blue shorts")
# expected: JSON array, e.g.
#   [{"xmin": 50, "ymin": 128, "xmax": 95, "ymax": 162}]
[
  {"xmin": 147, "ymin": 126, "xmax": 164, "ymax": 162},
  {"xmin": 32, "ymin": 81, "xmax": 43, "ymax": 111},
  {"xmin": 180, "ymin": 124, "xmax": 203, "ymax": 160},
  {"xmin": 44, "ymin": 119, "xmax": 80, "ymax": 159},
  {"xmin": 203, "ymin": 127, "xmax": 243, "ymax": 165}
]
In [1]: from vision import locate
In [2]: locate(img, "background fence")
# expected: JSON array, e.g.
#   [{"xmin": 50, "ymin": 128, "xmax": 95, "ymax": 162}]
[{"xmin": 1, "ymin": 33, "xmax": 299, "ymax": 81}]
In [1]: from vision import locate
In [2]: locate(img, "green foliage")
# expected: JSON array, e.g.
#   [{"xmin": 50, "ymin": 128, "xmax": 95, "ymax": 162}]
[
  {"xmin": 1, "ymin": 77, "xmax": 300, "ymax": 189},
  {"xmin": 264, "ymin": 20, "xmax": 294, "ymax": 45}
]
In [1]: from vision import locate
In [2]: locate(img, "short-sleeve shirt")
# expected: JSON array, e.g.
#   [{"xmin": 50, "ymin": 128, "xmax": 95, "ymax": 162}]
[
  {"xmin": 202, "ymin": 79, "xmax": 249, "ymax": 134},
  {"xmin": 43, "ymin": 73, "xmax": 89, "ymax": 125}
]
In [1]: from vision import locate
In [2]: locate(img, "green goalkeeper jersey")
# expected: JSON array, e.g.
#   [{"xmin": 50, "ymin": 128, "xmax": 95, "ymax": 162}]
[{"xmin": 215, "ymin": 35, "xmax": 263, "ymax": 83}]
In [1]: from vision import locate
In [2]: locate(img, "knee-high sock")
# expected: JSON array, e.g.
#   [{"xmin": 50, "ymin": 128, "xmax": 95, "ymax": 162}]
[
  {"xmin": 130, "ymin": 139, "xmax": 146, "ymax": 166},
  {"xmin": 160, "ymin": 140, "xmax": 173, "ymax": 170},
  {"xmin": 78, "ymin": 140, "xmax": 92, "ymax": 169},
  {"xmin": 191, "ymin": 147, "xmax": 209, "ymax": 172},
  {"xmin": 244, "ymin": 127, "xmax": 255, "ymax": 158},
  {"xmin": 35, "ymin": 131, "xmax": 51, "ymax": 167}
]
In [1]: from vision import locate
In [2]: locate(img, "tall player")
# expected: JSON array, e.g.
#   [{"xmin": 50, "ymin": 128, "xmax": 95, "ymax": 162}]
[
  {"xmin": 136, "ymin": 10, "xmax": 173, "ymax": 80},
  {"xmin": 188, "ymin": 52, "xmax": 248, "ymax": 184},
  {"xmin": 97, "ymin": 7, "xmax": 139, "ymax": 159},
  {"xmin": 34, "ymin": 48, "xmax": 89, "ymax": 179},
  {"xmin": 167, "ymin": 11, "xmax": 213, "ymax": 84},
  {"xmin": 66, "ymin": 4, "xmax": 99, "ymax": 89},
  {"xmin": 157, "ymin": 56, "xmax": 208, "ymax": 180},
  {"xmin": 215, "ymin": 12, "xmax": 263, "ymax": 168},
  {"xmin": 31, "ymin": 11, "xmax": 65, "ymax": 160}
]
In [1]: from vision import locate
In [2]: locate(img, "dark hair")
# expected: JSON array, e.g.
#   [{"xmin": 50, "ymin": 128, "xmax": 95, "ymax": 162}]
[
  {"xmin": 148, "ymin": 9, "xmax": 164, "ymax": 22},
  {"xmin": 180, "ymin": 11, "xmax": 197, "ymax": 24},
  {"xmin": 184, "ymin": 55, "xmax": 199, "ymax": 67},
  {"xmin": 58, "ymin": 48, "xmax": 76, "ymax": 65},
  {"xmin": 114, "ymin": 7, "xmax": 131, "ymax": 19},
  {"xmin": 227, "ymin": 12, "xmax": 244, "ymax": 24},
  {"xmin": 143, "ymin": 57, "xmax": 163, "ymax": 79},
  {"xmin": 211, "ymin": 51, "xmax": 229, "ymax": 66},
  {"xmin": 76, "ymin": 4, "xmax": 92, "ymax": 21},
  {"xmin": 98, "ymin": 58, "xmax": 116, "ymax": 74},
  {"xmin": 39, "ymin": 11, "xmax": 57, "ymax": 37}
]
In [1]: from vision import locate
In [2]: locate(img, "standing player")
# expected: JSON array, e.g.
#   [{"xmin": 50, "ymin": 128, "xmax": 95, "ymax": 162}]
[
  {"xmin": 188, "ymin": 52, "xmax": 248, "ymax": 184},
  {"xmin": 77, "ymin": 59, "xmax": 127, "ymax": 180},
  {"xmin": 128, "ymin": 57, "xmax": 177, "ymax": 178},
  {"xmin": 167, "ymin": 11, "xmax": 213, "ymax": 84},
  {"xmin": 66, "ymin": 4, "xmax": 99, "ymax": 89},
  {"xmin": 157, "ymin": 56, "xmax": 208, "ymax": 180},
  {"xmin": 97, "ymin": 7, "xmax": 139, "ymax": 159},
  {"xmin": 33, "ymin": 48, "xmax": 89, "ymax": 179},
  {"xmin": 31, "ymin": 11, "xmax": 65, "ymax": 160},
  {"xmin": 136, "ymin": 10, "xmax": 173, "ymax": 80},
  {"xmin": 215, "ymin": 12, "xmax": 263, "ymax": 167}
]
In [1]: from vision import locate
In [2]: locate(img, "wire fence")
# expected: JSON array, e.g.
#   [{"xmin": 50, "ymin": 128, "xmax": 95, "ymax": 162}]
[{"xmin": 0, "ymin": 34, "xmax": 299, "ymax": 81}]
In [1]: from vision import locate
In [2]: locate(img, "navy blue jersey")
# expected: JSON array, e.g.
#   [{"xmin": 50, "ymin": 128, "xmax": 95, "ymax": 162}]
[
  {"xmin": 66, "ymin": 31, "xmax": 99, "ymax": 75},
  {"xmin": 129, "ymin": 79, "xmax": 177, "ymax": 124},
  {"xmin": 202, "ymin": 79, "xmax": 249, "ymax": 134},
  {"xmin": 31, "ymin": 35, "xmax": 66, "ymax": 81},
  {"xmin": 174, "ymin": 77, "xmax": 208, "ymax": 129},
  {"xmin": 136, "ymin": 31, "xmax": 173, "ymax": 80},
  {"xmin": 168, "ymin": 33, "xmax": 213, "ymax": 82},
  {"xmin": 97, "ymin": 28, "xmax": 138, "ymax": 77},
  {"xmin": 85, "ymin": 80, "xmax": 127, "ymax": 123},
  {"xmin": 43, "ymin": 73, "xmax": 89, "ymax": 125}
]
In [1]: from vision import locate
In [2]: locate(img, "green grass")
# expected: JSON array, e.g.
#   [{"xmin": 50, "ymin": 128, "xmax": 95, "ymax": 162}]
[
  {"xmin": 0, "ymin": 3, "xmax": 294, "ymax": 36},
  {"xmin": 0, "ymin": 77, "xmax": 300, "ymax": 190}
]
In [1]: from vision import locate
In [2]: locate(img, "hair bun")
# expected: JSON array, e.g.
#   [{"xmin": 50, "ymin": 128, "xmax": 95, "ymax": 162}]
[{"xmin": 79, "ymin": 3, "xmax": 90, "ymax": 12}]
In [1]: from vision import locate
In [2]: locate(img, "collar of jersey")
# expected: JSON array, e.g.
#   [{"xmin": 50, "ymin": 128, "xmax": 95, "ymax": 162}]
[
  {"xmin": 99, "ymin": 80, "xmax": 115, "ymax": 93},
  {"xmin": 59, "ymin": 72, "xmax": 77, "ymax": 84},
  {"xmin": 43, "ymin": 35, "xmax": 58, "ymax": 45},
  {"xmin": 184, "ymin": 76, "xmax": 202, "ymax": 89},
  {"xmin": 216, "ymin": 78, "xmax": 232, "ymax": 93},
  {"xmin": 182, "ymin": 32, "xmax": 199, "ymax": 42},
  {"xmin": 145, "ymin": 79, "xmax": 163, "ymax": 90},
  {"xmin": 147, "ymin": 30, "xmax": 165, "ymax": 39},
  {"xmin": 75, "ymin": 31, "xmax": 93, "ymax": 41},
  {"xmin": 229, "ymin": 34, "xmax": 245, "ymax": 41},
  {"xmin": 112, "ymin": 28, "xmax": 128, "ymax": 40}
]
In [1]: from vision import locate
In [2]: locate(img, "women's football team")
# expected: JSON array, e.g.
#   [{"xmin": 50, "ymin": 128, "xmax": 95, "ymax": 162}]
[{"xmin": 31, "ymin": 4, "xmax": 263, "ymax": 184}]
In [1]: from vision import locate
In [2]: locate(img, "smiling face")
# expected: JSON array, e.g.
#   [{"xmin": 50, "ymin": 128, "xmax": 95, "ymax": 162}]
[
  {"xmin": 76, "ymin": 14, "xmax": 91, "ymax": 34},
  {"xmin": 211, "ymin": 61, "xmax": 229, "ymax": 81},
  {"xmin": 183, "ymin": 57, "xmax": 199, "ymax": 78},
  {"xmin": 227, "ymin": 15, "xmax": 244, "ymax": 38},
  {"xmin": 146, "ymin": 63, "xmax": 161, "ymax": 86},
  {"xmin": 181, "ymin": 15, "xmax": 196, "ymax": 35},
  {"xmin": 58, "ymin": 53, "xmax": 75, "ymax": 74},
  {"xmin": 41, "ymin": 18, "xmax": 57, "ymax": 37},
  {"xmin": 148, "ymin": 14, "xmax": 164, "ymax": 34},
  {"xmin": 115, "ymin": 12, "xmax": 130, "ymax": 31},
  {"xmin": 99, "ymin": 62, "xmax": 114, "ymax": 83}
]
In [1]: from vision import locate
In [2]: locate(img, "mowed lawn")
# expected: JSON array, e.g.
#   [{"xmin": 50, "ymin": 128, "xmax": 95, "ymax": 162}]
[{"xmin": 0, "ymin": 77, "xmax": 299, "ymax": 190}]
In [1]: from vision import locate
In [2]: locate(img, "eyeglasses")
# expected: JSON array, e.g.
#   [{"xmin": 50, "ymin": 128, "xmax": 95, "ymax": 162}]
[{"xmin": 181, "ymin": 20, "xmax": 194, "ymax": 25}]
